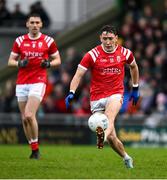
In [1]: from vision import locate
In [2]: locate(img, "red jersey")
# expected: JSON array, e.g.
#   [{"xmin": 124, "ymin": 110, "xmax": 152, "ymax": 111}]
[
  {"xmin": 11, "ymin": 33, "xmax": 59, "ymax": 84},
  {"xmin": 79, "ymin": 45, "xmax": 135, "ymax": 101}
]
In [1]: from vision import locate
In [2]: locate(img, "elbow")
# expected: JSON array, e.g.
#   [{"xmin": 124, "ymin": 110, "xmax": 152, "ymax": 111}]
[
  {"xmin": 130, "ymin": 64, "xmax": 138, "ymax": 72},
  {"xmin": 7, "ymin": 60, "xmax": 11, "ymax": 66},
  {"xmin": 58, "ymin": 60, "xmax": 61, "ymax": 66},
  {"xmin": 57, "ymin": 58, "xmax": 61, "ymax": 67},
  {"xmin": 51, "ymin": 59, "xmax": 61, "ymax": 68}
]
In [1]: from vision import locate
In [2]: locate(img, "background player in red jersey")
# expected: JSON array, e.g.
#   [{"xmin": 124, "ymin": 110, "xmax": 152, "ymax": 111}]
[
  {"xmin": 8, "ymin": 14, "xmax": 61, "ymax": 159},
  {"xmin": 65, "ymin": 25, "xmax": 139, "ymax": 168}
]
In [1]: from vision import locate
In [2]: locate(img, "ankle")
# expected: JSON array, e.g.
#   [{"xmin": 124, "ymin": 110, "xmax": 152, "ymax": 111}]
[{"xmin": 123, "ymin": 153, "xmax": 131, "ymax": 160}]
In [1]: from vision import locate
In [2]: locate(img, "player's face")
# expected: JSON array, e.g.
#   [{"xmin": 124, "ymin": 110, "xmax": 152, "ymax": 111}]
[
  {"xmin": 100, "ymin": 31, "xmax": 118, "ymax": 52},
  {"xmin": 26, "ymin": 17, "xmax": 42, "ymax": 36}
]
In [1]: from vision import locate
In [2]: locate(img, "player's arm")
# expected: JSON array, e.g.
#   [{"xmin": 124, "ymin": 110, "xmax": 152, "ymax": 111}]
[
  {"xmin": 41, "ymin": 38, "xmax": 61, "ymax": 68},
  {"xmin": 129, "ymin": 60, "xmax": 140, "ymax": 105},
  {"xmin": 65, "ymin": 66, "xmax": 86, "ymax": 109},
  {"xmin": 8, "ymin": 54, "xmax": 19, "ymax": 67},
  {"xmin": 70, "ymin": 66, "xmax": 86, "ymax": 93},
  {"xmin": 65, "ymin": 52, "xmax": 92, "ymax": 109},
  {"xmin": 49, "ymin": 52, "xmax": 61, "ymax": 67},
  {"xmin": 129, "ymin": 60, "xmax": 139, "ymax": 86},
  {"xmin": 8, "ymin": 54, "xmax": 28, "ymax": 68},
  {"xmin": 8, "ymin": 39, "xmax": 28, "ymax": 68},
  {"xmin": 8, "ymin": 39, "xmax": 19, "ymax": 67},
  {"xmin": 40, "ymin": 52, "xmax": 61, "ymax": 68}
]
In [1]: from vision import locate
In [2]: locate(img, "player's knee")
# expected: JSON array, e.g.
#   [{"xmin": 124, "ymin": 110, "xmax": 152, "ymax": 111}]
[
  {"xmin": 107, "ymin": 133, "xmax": 117, "ymax": 143},
  {"xmin": 22, "ymin": 117, "xmax": 28, "ymax": 126},
  {"xmin": 21, "ymin": 114, "xmax": 28, "ymax": 124},
  {"xmin": 25, "ymin": 112, "xmax": 33, "ymax": 122}
]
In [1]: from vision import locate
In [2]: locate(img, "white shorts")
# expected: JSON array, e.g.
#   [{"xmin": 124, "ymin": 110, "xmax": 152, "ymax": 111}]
[
  {"xmin": 90, "ymin": 94, "xmax": 123, "ymax": 113},
  {"xmin": 16, "ymin": 83, "xmax": 46, "ymax": 102}
]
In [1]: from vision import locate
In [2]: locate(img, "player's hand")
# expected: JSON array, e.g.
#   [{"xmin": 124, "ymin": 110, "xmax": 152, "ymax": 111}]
[
  {"xmin": 18, "ymin": 59, "xmax": 28, "ymax": 68},
  {"xmin": 65, "ymin": 92, "xmax": 75, "ymax": 109},
  {"xmin": 40, "ymin": 59, "xmax": 50, "ymax": 68},
  {"xmin": 129, "ymin": 86, "xmax": 140, "ymax": 106}
]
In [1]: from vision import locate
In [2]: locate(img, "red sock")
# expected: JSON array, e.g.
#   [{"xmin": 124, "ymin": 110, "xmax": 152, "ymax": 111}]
[{"xmin": 31, "ymin": 142, "xmax": 39, "ymax": 151}]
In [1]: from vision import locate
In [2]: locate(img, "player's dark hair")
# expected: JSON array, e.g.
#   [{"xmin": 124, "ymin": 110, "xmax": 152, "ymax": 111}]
[
  {"xmin": 27, "ymin": 13, "xmax": 42, "ymax": 21},
  {"xmin": 100, "ymin": 25, "xmax": 117, "ymax": 35}
]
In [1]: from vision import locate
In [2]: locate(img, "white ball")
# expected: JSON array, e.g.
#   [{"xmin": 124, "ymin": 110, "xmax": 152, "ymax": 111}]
[{"xmin": 88, "ymin": 112, "xmax": 109, "ymax": 132}]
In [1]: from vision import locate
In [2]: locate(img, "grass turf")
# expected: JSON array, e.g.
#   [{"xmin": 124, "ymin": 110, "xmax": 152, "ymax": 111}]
[{"xmin": 0, "ymin": 145, "xmax": 167, "ymax": 179}]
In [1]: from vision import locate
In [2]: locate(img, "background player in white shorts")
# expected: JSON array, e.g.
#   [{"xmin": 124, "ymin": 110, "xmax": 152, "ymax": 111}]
[
  {"xmin": 65, "ymin": 25, "xmax": 140, "ymax": 168},
  {"xmin": 8, "ymin": 13, "xmax": 61, "ymax": 159}
]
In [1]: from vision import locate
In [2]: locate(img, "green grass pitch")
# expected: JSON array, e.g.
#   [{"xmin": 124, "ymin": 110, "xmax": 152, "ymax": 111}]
[{"xmin": 0, "ymin": 145, "xmax": 167, "ymax": 179}]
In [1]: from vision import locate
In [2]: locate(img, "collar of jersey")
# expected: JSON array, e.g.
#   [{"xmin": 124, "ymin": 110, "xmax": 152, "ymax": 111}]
[
  {"xmin": 28, "ymin": 32, "xmax": 42, "ymax": 40},
  {"xmin": 101, "ymin": 44, "xmax": 118, "ymax": 54}
]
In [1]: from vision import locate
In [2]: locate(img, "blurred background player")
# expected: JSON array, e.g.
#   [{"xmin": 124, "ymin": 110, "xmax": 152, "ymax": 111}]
[
  {"xmin": 65, "ymin": 25, "xmax": 139, "ymax": 168},
  {"xmin": 8, "ymin": 13, "xmax": 61, "ymax": 159}
]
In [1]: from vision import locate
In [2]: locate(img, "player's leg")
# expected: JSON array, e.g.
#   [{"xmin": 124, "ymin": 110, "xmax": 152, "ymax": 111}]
[
  {"xmin": 25, "ymin": 83, "xmax": 46, "ymax": 159},
  {"xmin": 104, "ymin": 97, "xmax": 133, "ymax": 168},
  {"xmin": 18, "ymin": 101, "xmax": 32, "ymax": 144},
  {"xmin": 16, "ymin": 85, "xmax": 33, "ymax": 145},
  {"xmin": 24, "ymin": 96, "xmax": 41, "ymax": 159},
  {"xmin": 105, "ymin": 98, "xmax": 124, "ymax": 155}
]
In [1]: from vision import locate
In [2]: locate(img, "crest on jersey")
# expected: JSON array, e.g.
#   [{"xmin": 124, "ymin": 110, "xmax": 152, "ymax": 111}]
[
  {"xmin": 38, "ymin": 42, "xmax": 43, "ymax": 48},
  {"xmin": 116, "ymin": 56, "xmax": 121, "ymax": 62},
  {"xmin": 32, "ymin": 42, "xmax": 36, "ymax": 48}
]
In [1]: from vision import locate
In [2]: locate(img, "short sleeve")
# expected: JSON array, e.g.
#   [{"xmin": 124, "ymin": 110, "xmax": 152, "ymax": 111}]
[
  {"xmin": 48, "ymin": 41, "xmax": 59, "ymax": 57},
  {"xmin": 126, "ymin": 50, "xmax": 135, "ymax": 64},
  {"xmin": 79, "ymin": 52, "xmax": 94, "ymax": 70},
  {"xmin": 11, "ymin": 40, "xmax": 20, "ymax": 56}
]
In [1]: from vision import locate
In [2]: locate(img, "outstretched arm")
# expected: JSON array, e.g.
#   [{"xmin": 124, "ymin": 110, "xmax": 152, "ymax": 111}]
[
  {"xmin": 65, "ymin": 66, "xmax": 86, "ymax": 109},
  {"xmin": 70, "ymin": 66, "xmax": 86, "ymax": 93}
]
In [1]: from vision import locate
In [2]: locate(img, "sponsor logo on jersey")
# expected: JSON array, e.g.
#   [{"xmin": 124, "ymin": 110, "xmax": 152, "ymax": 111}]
[
  {"xmin": 23, "ymin": 51, "xmax": 44, "ymax": 57},
  {"xmin": 97, "ymin": 67, "xmax": 121, "ymax": 74},
  {"xmin": 100, "ymin": 58, "xmax": 107, "ymax": 62},
  {"xmin": 24, "ymin": 43, "xmax": 30, "ymax": 47}
]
